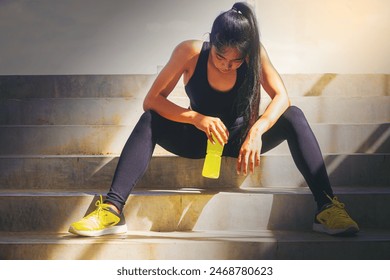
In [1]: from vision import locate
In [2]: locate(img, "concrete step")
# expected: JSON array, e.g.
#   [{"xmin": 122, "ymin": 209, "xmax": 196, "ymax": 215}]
[
  {"xmin": 0, "ymin": 74, "xmax": 157, "ymax": 99},
  {"xmin": 1, "ymin": 229, "xmax": 389, "ymax": 260},
  {"xmin": 1, "ymin": 74, "xmax": 389, "ymax": 99},
  {"xmin": 276, "ymin": 73, "xmax": 390, "ymax": 97},
  {"xmin": 1, "ymin": 96, "xmax": 389, "ymax": 125},
  {"xmin": 0, "ymin": 97, "xmax": 145, "ymax": 126},
  {"xmin": 0, "ymin": 123, "xmax": 388, "ymax": 155},
  {"xmin": 0, "ymin": 154, "xmax": 388, "ymax": 190},
  {"xmin": 0, "ymin": 187, "xmax": 388, "ymax": 233},
  {"xmin": 275, "ymin": 96, "xmax": 390, "ymax": 124}
]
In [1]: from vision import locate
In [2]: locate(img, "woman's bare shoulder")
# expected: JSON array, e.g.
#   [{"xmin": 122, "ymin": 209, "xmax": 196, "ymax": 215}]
[
  {"xmin": 177, "ymin": 40, "xmax": 203, "ymax": 52},
  {"xmin": 171, "ymin": 40, "xmax": 203, "ymax": 61},
  {"xmin": 167, "ymin": 40, "xmax": 204, "ymax": 79}
]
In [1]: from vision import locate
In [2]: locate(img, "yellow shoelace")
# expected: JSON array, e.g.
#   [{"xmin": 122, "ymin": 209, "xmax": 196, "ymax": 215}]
[
  {"xmin": 324, "ymin": 194, "xmax": 351, "ymax": 220},
  {"xmin": 327, "ymin": 195, "xmax": 345, "ymax": 208},
  {"xmin": 82, "ymin": 195, "xmax": 111, "ymax": 227}
]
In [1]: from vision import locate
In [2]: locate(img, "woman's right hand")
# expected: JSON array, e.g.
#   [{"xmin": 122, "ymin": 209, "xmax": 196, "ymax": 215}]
[{"xmin": 193, "ymin": 114, "xmax": 229, "ymax": 145}]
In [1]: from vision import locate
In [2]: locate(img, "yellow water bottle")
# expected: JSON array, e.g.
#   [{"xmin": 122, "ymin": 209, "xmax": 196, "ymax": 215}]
[{"xmin": 202, "ymin": 134, "xmax": 224, "ymax": 179}]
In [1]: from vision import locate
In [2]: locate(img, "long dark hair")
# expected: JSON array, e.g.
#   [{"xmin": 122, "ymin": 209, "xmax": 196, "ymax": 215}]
[{"xmin": 210, "ymin": 2, "xmax": 261, "ymax": 141}]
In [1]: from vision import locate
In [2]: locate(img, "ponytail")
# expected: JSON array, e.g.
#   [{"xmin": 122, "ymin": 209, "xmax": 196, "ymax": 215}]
[{"xmin": 210, "ymin": 2, "xmax": 261, "ymax": 142}]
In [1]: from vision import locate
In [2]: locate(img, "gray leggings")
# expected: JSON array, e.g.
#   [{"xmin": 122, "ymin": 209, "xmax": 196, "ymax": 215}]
[{"xmin": 106, "ymin": 106, "xmax": 333, "ymax": 211}]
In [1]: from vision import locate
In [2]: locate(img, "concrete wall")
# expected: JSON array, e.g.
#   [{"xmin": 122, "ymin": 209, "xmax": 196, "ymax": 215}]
[
  {"xmin": 254, "ymin": 0, "xmax": 390, "ymax": 74},
  {"xmin": 0, "ymin": 0, "xmax": 388, "ymax": 75},
  {"xmin": 0, "ymin": 0, "xmax": 237, "ymax": 75}
]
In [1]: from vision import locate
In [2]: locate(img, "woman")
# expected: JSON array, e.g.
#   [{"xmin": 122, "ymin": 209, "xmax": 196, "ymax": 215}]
[{"xmin": 69, "ymin": 2, "xmax": 359, "ymax": 237}]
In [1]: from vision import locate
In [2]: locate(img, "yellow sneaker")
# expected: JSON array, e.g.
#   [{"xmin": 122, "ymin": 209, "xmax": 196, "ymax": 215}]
[
  {"xmin": 69, "ymin": 195, "xmax": 127, "ymax": 237},
  {"xmin": 313, "ymin": 196, "xmax": 359, "ymax": 236}
]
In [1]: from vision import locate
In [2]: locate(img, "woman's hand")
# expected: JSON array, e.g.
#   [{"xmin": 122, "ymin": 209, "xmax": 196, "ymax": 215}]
[
  {"xmin": 193, "ymin": 114, "xmax": 229, "ymax": 145},
  {"xmin": 237, "ymin": 129, "xmax": 263, "ymax": 175}
]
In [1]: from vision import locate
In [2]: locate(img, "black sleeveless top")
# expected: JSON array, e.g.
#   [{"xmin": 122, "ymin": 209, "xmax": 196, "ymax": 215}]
[{"xmin": 184, "ymin": 42, "xmax": 247, "ymax": 127}]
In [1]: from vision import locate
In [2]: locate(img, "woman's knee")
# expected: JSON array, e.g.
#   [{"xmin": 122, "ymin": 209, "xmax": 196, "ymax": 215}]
[
  {"xmin": 139, "ymin": 110, "xmax": 162, "ymax": 126},
  {"xmin": 284, "ymin": 105, "xmax": 304, "ymax": 117},
  {"xmin": 133, "ymin": 110, "xmax": 160, "ymax": 134},
  {"xmin": 282, "ymin": 106, "xmax": 307, "ymax": 123},
  {"xmin": 140, "ymin": 109, "xmax": 156, "ymax": 121},
  {"xmin": 279, "ymin": 106, "xmax": 311, "ymax": 134}
]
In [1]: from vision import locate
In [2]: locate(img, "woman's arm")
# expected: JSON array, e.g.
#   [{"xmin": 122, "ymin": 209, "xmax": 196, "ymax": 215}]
[
  {"xmin": 143, "ymin": 40, "xmax": 199, "ymax": 123},
  {"xmin": 143, "ymin": 40, "xmax": 229, "ymax": 144},
  {"xmin": 237, "ymin": 44, "xmax": 291, "ymax": 175},
  {"xmin": 250, "ymin": 44, "xmax": 291, "ymax": 136}
]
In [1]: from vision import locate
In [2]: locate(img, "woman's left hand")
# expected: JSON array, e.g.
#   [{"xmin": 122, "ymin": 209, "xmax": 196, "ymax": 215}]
[{"xmin": 237, "ymin": 131, "xmax": 263, "ymax": 175}]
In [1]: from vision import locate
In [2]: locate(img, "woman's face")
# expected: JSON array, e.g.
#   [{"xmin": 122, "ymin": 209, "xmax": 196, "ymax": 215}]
[{"xmin": 210, "ymin": 46, "xmax": 245, "ymax": 73}]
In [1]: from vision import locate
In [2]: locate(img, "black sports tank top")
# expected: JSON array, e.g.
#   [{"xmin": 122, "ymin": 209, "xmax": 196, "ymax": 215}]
[{"xmin": 184, "ymin": 41, "xmax": 247, "ymax": 127}]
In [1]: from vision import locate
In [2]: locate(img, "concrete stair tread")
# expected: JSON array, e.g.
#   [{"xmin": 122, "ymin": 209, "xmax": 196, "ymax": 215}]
[
  {"xmin": 1, "ymin": 122, "xmax": 389, "ymax": 155},
  {"xmin": 1, "ymin": 186, "xmax": 389, "ymax": 233},
  {"xmin": 2, "ymin": 96, "xmax": 388, "ymax": 100},
  {"xmin": 1, "ymin": 185, "xmax": 389, "ymax": 195},
  {"xmin": 0, "ymin": 152, "xmax": 389, "ymax": 161},
  {"xmin": 0, "ymin": 151, "xmax": 388, "ymax": 157},
  {"xmin": 1, "ymin": 154, "xmax": 388, "ymax": 189},
  {"xmin": 1, "ymin": 96, "xmax": 389, "ymax": 125},
  {"xmin": 1, "ymin": 229, "xmax": 390, "ymax": 259},
  {"xmin": 3, "ymin": 122, "xmax": 389, "ymax": 126},
  {"xmin": 1, "ymin": 74, "xmax": 389, "ymax": 98},
  {"xmin": 2, "ymin": 229, "xmax": 390, "ymax": 243}
]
